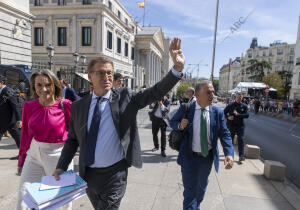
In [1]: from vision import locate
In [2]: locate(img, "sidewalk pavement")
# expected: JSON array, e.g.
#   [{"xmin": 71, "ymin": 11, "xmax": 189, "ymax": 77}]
[{"xmin": 1, "ymin": 109, "xmax": 300, "ymax": 209}]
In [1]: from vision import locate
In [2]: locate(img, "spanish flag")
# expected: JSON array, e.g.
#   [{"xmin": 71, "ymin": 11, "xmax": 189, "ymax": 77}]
[{"xmin": 138, "ymin": 1, "xmax": 145, "ymax": 8}]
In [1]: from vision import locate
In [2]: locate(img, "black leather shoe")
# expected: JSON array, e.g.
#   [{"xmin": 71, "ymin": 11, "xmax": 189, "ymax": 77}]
[
  {"xmin": 161, "ymin": 150, "xmax": 166, "ymax": 157},
  {"xmin": 152, "ymin": 147, "xmax": 159, "ymax": 152}
]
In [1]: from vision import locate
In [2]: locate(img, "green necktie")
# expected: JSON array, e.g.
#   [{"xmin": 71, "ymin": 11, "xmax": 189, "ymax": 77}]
[{"xmin": 200, "ymin": 108, "xmax": 208, "ymax": 157}]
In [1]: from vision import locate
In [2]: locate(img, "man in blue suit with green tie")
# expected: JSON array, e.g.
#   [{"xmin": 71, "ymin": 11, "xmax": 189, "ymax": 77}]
[{"xmin": 170, "ymin": 80, "xmax": 234, "ymax": 210}]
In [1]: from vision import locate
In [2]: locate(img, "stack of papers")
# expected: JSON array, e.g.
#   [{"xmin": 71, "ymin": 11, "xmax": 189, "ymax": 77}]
[{"xmin": 23, "ymin": 170, "xmax": 87, "ymax": 210}]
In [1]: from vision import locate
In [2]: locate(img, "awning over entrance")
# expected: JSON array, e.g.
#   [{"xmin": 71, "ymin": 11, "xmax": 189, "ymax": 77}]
[{"xmin": 75, "ymin": 72, "xmax": 89, "ymax": 81}]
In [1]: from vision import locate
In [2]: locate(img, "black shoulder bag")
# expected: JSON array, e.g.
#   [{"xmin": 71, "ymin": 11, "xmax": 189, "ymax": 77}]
[{"xmin": 168, "ymin": 103, "xmax": 190, "ymax": 151}]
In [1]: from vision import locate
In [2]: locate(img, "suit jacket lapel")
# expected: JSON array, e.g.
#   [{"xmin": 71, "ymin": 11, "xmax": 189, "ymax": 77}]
[
  {"xmin": 209, "ymin": 106, "xmax": 215, "ymax": 143},
  {"xmin": 109, "ymin": 89, "xmax": 121, "ymax": 138},
  {"xmin": 81, "ymin": 95, "xmax": 92, "ymax": 142}
]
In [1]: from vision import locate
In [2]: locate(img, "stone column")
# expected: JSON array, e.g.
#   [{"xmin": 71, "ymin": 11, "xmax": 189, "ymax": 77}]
[
  {"xmin": 146, "ymin": 51, "xmax": 151, "ymax": 87},
  {"xmin": 96, "ymin": 14, "xmax": 102, "ymax": 53},
  {"xmin": 72, "ymin": 15, "xmax": 77, "ymax": 53},
  {"xmin": 48, "ymin": 15, "xmax": 53, "ymax": 45}
]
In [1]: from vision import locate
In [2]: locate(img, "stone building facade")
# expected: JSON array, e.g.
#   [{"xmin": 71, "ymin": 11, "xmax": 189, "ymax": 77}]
[
  {"xmin": 290, "ymin": 16, "xmax": 300, "ymax": 100},
  {"xmin": 219, "ymin": 38, "xmax": 295, "ymax": 95},
  {"xmin": 0, "ymin": 0, "xmax": 34, "ymax": 65},
  {"xmin": 30, "ymin": 0, "xmax": 136, "ymax": 90}
]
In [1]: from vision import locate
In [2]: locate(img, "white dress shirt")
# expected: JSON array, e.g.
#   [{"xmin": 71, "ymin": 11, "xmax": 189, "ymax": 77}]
[
  {"xmin": 0, "ymin": 85, "xmax": 6, "ymax": 95},
  {"xmin": 192, "ymin": 102, "xmax": 212, "ymax": 153}
]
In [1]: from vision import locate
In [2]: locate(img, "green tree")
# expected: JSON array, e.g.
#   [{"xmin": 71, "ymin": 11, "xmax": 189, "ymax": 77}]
[
  {"xmin": 277, "ymin": 70, "xmax": 293, "ymax": 96},
  {"xmin": 262, "ymin": 73, "xmax": 285, "ymax": 98},
  {"xmin": 213, "ymin": 79, "xmax": 219, "ymax": 93},
  {"xmin": 176, "ymin": 82, "xmax": 190, "ymax": 97},
  {"xmin": 247, "ymin": 59, "xmax": 272, "ymax": 82}
]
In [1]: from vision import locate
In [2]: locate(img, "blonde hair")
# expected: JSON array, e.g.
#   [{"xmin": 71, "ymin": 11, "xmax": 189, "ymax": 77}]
[{"xmin": 30, "ymin": 69, "xmax": 62, "ymax": 98}]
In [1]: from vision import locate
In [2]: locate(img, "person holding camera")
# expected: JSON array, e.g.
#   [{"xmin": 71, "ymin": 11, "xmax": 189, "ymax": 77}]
[{"xmin": 149, "ymin": 96, "xmax": 170, "ymax": 157}]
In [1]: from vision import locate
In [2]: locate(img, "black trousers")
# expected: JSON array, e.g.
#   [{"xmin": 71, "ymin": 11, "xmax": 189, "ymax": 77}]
[
  {"xmin": 84, "ymin": 159, "xmax": 128, "ymax": 210},
  {"xmin": 0, "ymin": 124, "xmax": 20, "ymax": 148},
  {"xmin": 151, "ymin": 118, "xmax": 166, "ymax": 151},
  {"xmin": 229, "ymin": 126, "xmax": 245, "ymax": 158}
]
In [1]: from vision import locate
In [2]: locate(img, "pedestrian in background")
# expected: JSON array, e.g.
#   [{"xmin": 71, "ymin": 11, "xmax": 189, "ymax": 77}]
[
  {"xmin": 170, "ymin": 81, "xmax": 234, "ymax": 210},
  {"xmin": 0, "ymin": 75, "xmax": 22, "ymax": 158},
  {"xmin": 113, "ymin": 72, "xmax": 124, "ymax": 89},
  {"xmin": 224, "ymin": 92, "xmax": 249, "ymax": 164},
  {"xmin": 185, "ymin": 87, "xmax": 196, "ymax": 103},
  {"xmin": 60, "ymin": 79, "xmax": 79, "ymax": 102},
  {"xmin": 149, "ymin": 95, "xmax": 170, "ymax": 157},
  {"xmin": 17, "ymin": 69, "xmax": 73, "ymax": 210}
]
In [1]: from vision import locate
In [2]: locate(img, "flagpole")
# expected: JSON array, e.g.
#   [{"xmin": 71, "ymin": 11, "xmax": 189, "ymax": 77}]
[{"xmin": 143, "ymin": 0, "xmax": 146, "ymax": 26}]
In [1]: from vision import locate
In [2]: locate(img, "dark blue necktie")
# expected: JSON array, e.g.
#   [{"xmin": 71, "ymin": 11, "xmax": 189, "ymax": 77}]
[{"xmin": 85, "ymin": 97, "xmax": 102, "ymax": 166}]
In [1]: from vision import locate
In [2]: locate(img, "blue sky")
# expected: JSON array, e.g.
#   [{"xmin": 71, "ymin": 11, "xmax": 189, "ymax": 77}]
[{"xmin": 119, "ymin": 0, "xmax": 300, "ymax": 79}]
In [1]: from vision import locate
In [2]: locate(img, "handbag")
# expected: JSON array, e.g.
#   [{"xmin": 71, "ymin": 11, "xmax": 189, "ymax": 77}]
[{"xmin": 168, "ymin": 103, "xmax": 190, "ymax": 151}]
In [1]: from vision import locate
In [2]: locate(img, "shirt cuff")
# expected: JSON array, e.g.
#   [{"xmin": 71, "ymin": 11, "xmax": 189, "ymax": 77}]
[{"xmin": 171, "ymin": 67, "xmax": 183, "ymax": 78}]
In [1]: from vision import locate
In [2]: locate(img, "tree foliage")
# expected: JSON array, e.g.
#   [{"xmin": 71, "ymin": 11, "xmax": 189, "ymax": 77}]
[
  {"xmin": 176, "ymin": 82, "xmax": 190, "ymax": 97},
  {"xmin": 247, "ymin": 59, "xmax": 272, "ymax": 82},
  {"xmin": 277, "ymin": 70, "xmax": 293, "ymax": 95},
  {"xmin": 262, "ymin": 73, "xmax": 285, "ymax": 98},
  {"xmin": 213, "ymin": 79, "xmax": 219, "ymax": 93}
]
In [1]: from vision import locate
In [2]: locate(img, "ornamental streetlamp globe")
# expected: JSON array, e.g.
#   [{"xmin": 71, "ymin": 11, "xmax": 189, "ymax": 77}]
[
  {"xmin": 80, "ymin": 55, "xmax": 87, "ymax": 72},
  {"xmin": 46, "ymin": 44, "xmax": 54, "ymax": 70},
  {"xmin": 73, "ymin": 52, "xmax": 79, "ymax": 64}
]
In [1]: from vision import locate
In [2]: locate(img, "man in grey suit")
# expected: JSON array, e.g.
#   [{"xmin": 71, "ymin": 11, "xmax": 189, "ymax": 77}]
[{"xmin": 53, "ymin": 38, "xmax": 185, "ymax": 209}]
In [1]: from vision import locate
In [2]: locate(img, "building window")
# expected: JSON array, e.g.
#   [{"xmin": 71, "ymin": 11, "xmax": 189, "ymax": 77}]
[
  {"xmin": 82, "ymin": 0, "xmax": 92, "ymax": 5},
  {"xmin": 118, "ymin": 10, "xmax": 121, "ymax": 18},
  {"xmin": 108, "ymin": 1, "xmax": 112, "ymax": 10},
  {"xmin": 57, "ymin": 27, "xmax": 67, "ymax": 46},
  {"xmin": 34, "ymin": 27, "xmax": 43, "ymax": 46},
  {"xmin": 131, "ymin": 47, "xmax": 135, "ymax": 60},
  {"xmin": 125, "ymin": 42, "xmax": 128, "ymax": 57},
  {"xmin": 131, "ymin": 26, "xmax": 135, "ymax": 33},
  {"xmin": 107, "ymin": 30, "xmax": 112, "ymax": 49},
  {"xmin": 82, "ymin": 27, "xmax": 91, "ymax": 46},
  {"xmin": 269, "ymin": 51, "xmax": 273, "ymax": 56},
  {"xmin": 248, "ymin": 53, "xmax": 252, "ymax": 58},
  {"xmin": 34, "ymin": 0, "xmax": 41, "ymax": 6},
  {"xmin": 263, "ymin": 51, "xmax": 266, "ymax": 56},
  {"xmin": 290, "ymin": 48, "xmax": 294, "ymax": 53},
  {"xmin": 296, "ymin": 57, "xmax": 300, "ymax": 65},
  {"xmin": 277, "ymin": 48, "xmax": 283, "ymax": 55},
  {"xmin": 58, "ymin": 0, "xmax": 66, "ymax": 5},
  {"xmin": 117, "ymin": 37, "xmax": 121, "ymax": 54},
  {"xmin": 298, "ymin": 73, "xmax": 300, "ymax": 85},
  {"xmin": 125, "ymin": 18, "xmax": 128, "ymax": 25}
]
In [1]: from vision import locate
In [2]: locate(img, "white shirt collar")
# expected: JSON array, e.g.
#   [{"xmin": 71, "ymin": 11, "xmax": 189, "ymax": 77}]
[
  {"xmin": 196, "ymin": 102, "xmax": 209, "ymax": 111},
  {"xmin": 0, "ymin": 85, "xmax": 6, "ymax": 94},
  {"xmin": 92, "ymin": 90, "xmax": 111, "ymax": 100}
]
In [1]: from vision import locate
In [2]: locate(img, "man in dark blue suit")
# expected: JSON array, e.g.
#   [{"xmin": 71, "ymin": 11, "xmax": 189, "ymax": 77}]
[
  {"xmin": 0, "ymin": 75, "xmax": 22, "ymax": 150},
  {"xmin": 60, "ymin": 79, "xmax": 79, "ymax": 102},
  {"xmin": 170, "ymin": 80, "xmax": 234, "ymax": 210}
]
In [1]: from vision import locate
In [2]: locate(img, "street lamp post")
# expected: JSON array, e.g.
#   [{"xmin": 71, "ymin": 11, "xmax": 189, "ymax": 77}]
[
  {"xmin": 80, "ymin": 55, "xmax": 87, "ymax": 73},
  {"xmin": 46, "ymin": 44, "xmax": 54, "ymax": 71},
  {"xmin": 72, "ymin": 52, "xmax": 79, "ymax": 86},
  {"xmin": 210, "ymin": 0, "xmax": 220, "ymax": 82}
]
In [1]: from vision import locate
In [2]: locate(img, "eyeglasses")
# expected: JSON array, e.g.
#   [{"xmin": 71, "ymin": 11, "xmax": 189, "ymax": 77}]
[{"xmin": 90, "ymin": 70, "xmax": 113, "ymax": 77}]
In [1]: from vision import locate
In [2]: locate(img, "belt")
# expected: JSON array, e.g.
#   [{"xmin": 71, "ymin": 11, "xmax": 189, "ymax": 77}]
[
  {"xmin": 192, "ymin": 150, "xmax": 212, "ymax": 157},
  {"xmin": 86, "ymin": 159, "xmax": 128, "ymax": 173}
]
